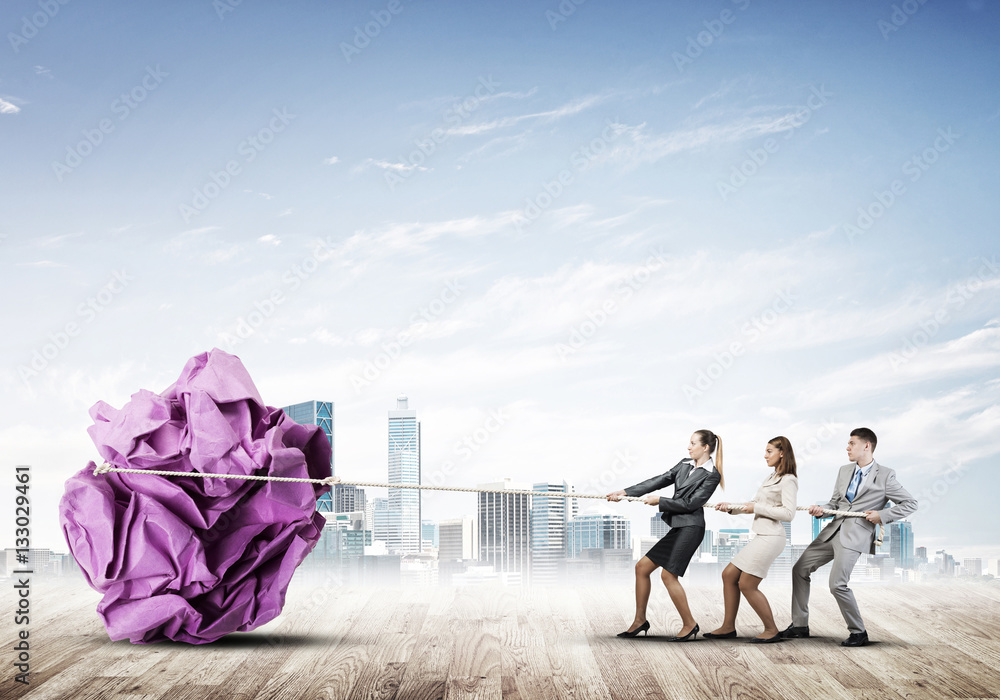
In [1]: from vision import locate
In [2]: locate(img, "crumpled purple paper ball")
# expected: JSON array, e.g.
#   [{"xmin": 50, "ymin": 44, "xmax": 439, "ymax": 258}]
[{"xmin": 60, "ymin": 349, "xmax": 331, "ymax": 644}]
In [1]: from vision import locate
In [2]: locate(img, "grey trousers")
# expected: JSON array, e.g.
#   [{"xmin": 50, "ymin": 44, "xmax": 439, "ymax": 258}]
[{"xmin": 791, "ymin": 530, "xmax": 865, "ymax": 634}]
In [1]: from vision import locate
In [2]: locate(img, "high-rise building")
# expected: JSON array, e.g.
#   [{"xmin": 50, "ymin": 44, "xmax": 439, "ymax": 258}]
[
  {"xmin": 700, "ymin": 529, "xmax": 714, "ymax": 556},
  {"xmin": 439, "ymin": 517, "xmax": 479, "ymax": 561},
  {"xmin": 811, "ymin": 505, "xmax": 831, "ymax": 540},
  {"xmin": 282, "ymin": 400, "xmax": 336, "ymax": 512},
  {"xmin": 715, "ymin": 529, "xmax": 751, "ymax": 564},
  {"xmin": 566, "ymin": 514, "xmax": 631, "ymax": 559},
  {"xmin": 335, "ymin": 484, "xmax": 366, "ymax": 514},
  {"xmin": 478, "ymin": 479, "xmax": 530, "ymax": 580},
  {"xmin": 369, "ymin": 497, "xmax": 390, "ymax": 544},
  {"xmin": 889, "ymin": 520, "xmax": 914, "ymax": 569},
  {"xmin": 422, "ymin": 520, "xmax": 439, "ymax": 549},
  {"xmin": 530, "ymin": 482, "xmax": 577, "ymax": 584},
  {"xmin": 963, "ymin": 558, "xmax": 983, "ymax": 577},
  {"xmin": 388, "ymin": 395, "xmax": 421, "ymax": 554},
  {"xmin": 650, "ymin": 514, "xmax": 669, "ymax": 538}
]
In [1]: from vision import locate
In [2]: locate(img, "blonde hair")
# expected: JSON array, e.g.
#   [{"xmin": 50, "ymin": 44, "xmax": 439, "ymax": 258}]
[{"xmin": 694, "ymin": 429, "xmax": 725, "ymax": 490}]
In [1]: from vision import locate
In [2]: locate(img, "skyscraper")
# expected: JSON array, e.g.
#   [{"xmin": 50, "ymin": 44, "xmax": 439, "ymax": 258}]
[
  {"xmin": 439, "ymin": 517, "xmax": 479, "ymax": 561},
  {"xmin": 530, "ymin": 481, "xmax": 578, "ymax": 584},
  {"xmin": 566, "ymin": 514, "xmax": 631, "ymax": 558},
  {"xmin": 650, "ymin": 514, "xmax": 669, "ymax": 538},
  {"xmin": 422, "ymin": 520, "xmax": 439, "ymax": 549},
  {"xmin": 335, "ymin": 484, "xmax": 366, "ymax": 514},
  {"xmin": 282, "ymin": 400, "xmax": 335, "ymax": 512},
  {"xmin": 889, "ymin": 520, "xmax": 914, "ymax": 569},
  {"xmin": 388, "ymin": 395, "xmax": 421, "ymax": 554},
  {"xmin": 368, "ymin": 497, "xmax": 390, "ymax": 545},
  {"xmin": 478, "ymin": 479, "xmax": 530, "ymax": 580}
]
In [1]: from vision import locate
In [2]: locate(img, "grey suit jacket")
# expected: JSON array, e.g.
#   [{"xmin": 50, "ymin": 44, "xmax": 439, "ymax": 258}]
[
  {"xmin": 625, "ymin": 460, "xmax": 722, "ymax": 529},
  {"xmin": 814, "ymin": 460, "xmax": 917, "ymax": 554}
]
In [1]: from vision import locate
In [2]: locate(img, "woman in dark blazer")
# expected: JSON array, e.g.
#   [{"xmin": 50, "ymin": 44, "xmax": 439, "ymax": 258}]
[{"xmin": 607, "ymin": 429, "xmax": 724, "ymax": 641}]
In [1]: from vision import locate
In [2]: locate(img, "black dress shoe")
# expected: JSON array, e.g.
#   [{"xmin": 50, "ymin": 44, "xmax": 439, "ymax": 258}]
[
  {"xmin": 778, "ymin": 624, "xmax": 810, "ymax": 639},
  {"xmin": 667, "ymin": 623, "xmax": 699, "ymax": 642},
  {"xmin": 703, "ymin": 630, "xmax": 737, "ymax": 639},
  {"xmin": 616, "ymin": 620, "xmax": 650, "ymax": 638},
  {"xmin": 749, "ymin": 633, "xmax": 783, "ymax": 644},
  {"xmin": 841, "ymin": 631, "xmax": 869, "ymax": 647}
]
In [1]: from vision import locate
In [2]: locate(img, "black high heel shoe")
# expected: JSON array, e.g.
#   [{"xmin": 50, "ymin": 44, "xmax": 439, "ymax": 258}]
[
  {"xmin": 616, "ymin": 620, "xmax": 650, "ymax": 638},
  {"xmin": 703, "ymin": 629, "xmax": 737, "ymax": 639},
  {"xmin": 667, "ymin": 623, "xmax": 699, "ymax": 642}
]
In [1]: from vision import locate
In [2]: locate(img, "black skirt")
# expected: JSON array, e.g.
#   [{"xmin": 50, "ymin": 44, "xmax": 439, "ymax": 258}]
[{"xmin": 644, "ymin": 525, "xmax": 704, "ymax": 577}]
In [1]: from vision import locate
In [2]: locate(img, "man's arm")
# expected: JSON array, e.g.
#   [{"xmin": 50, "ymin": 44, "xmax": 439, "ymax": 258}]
[
  {"xmin": 876, "ymin": 470, "xmax": 917, "ymax": 524},
  {"xmin": 658, "ymin": 471, "xmax": 721, "ymax": 515},
  {"xmin": 809, "ymin": 466, "xmax": 846, "ymax": 517}
]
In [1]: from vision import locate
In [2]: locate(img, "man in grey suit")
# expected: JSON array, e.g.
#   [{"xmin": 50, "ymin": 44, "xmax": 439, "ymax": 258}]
[{"xmin": 781, "ymin": 427, "xmax": 917, "ymax": 647}]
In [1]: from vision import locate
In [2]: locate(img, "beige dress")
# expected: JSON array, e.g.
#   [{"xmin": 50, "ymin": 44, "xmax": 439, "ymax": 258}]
[{"xmin": 729, "ymin": 473, "xmax": 798, "ymax": 578}]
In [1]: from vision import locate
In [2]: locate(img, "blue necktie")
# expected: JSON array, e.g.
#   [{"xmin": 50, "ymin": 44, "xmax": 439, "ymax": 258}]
[{"xmin": 846, "ymin": 468, "xmax": 863, "ymax": 502}]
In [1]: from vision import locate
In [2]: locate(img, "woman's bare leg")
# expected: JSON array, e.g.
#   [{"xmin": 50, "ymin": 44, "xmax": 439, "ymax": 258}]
[
  {"xmin": 626, "ymin": 556, "xmax": 659, "ymax": 632},
  {"xmin": 738, "ymin": 573, "xmax": 779, "ymax": 638},
  {"xmin": 661, "ymin": 569, "xmax": 697, "ymax": 635},
  {"xmin": 709, "ymin": 563, "xmax": 741, "ymax": 635}
]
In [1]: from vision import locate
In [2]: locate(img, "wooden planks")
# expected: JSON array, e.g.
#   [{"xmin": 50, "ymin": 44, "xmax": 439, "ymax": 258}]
[{"xmin": 3, "ymin": 579, "xmax": 999, "ymax": 700}]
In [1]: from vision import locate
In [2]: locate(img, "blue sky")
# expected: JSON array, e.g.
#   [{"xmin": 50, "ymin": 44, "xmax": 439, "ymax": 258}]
[{"xmin": 2, "ymin": 0, "xmax": 998, "ymax": 563}]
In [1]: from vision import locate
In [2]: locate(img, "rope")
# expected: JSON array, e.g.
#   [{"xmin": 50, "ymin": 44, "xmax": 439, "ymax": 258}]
[{"xmin": 91, "ymin": 461, "xmax": 881, "ymax": 519}]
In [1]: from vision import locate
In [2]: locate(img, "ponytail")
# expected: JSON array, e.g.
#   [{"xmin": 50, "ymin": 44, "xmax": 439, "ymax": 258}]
[
  {"xmin": 715, "ymin": 434, "xmax": 725, "ymax": 490},
  {"xmin": 694, "ymin": 429, "xmax": 725, "ymax": 490}
]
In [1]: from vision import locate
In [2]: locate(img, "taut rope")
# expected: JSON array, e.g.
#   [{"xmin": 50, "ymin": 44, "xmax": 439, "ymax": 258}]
[{"xmin": 92, "ymin": 462, "xmax": 883, "ymax": 544}]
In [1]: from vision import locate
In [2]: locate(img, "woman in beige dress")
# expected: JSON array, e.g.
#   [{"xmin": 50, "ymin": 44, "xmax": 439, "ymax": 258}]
[{"xmin": 705, "ymin": 436, "xmax": 798, "ymax": 643}]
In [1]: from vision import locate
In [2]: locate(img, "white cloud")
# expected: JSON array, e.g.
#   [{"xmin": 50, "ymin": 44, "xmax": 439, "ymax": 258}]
[
  {"xmin": 258, "ymin": 234, "xmax": 281, "ymax": 246},
  {"xmin": 355, "ymin": 158, "xmax": 428, "ymax": 174},
  {"xmin": 0, "ymin": 98, "xmax": 21, "ymax": 115},
  {"xmin": 17, "ymin": 260, "xmax": 66, "ymax": 267},
  {"xmin": 596, "ymin": 112, "xmax": 812, "ymax": 168},
  {"xmin": 323, "ymin": 156, "xmax": 340, "ymax": 165},
  {"xmin": 444, "ymin": 93, "xmax": 607, "ymax": 137}
]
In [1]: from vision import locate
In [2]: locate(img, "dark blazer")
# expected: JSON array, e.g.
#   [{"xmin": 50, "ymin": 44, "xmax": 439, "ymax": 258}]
[{"xmin": 624, "ymin": 460, "xmax": 721, "ymax": 528}]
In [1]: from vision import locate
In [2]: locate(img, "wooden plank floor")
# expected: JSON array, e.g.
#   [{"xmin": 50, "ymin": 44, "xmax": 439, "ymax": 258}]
[{"xmin": 3, "ymin": 578, "xmax": 999, "ymax": 700}]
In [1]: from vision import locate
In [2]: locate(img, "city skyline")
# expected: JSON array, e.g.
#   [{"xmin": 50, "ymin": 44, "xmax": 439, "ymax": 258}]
[{"xmin": 2, "ymin": 1, "xmax": 998, "ymax": 565}]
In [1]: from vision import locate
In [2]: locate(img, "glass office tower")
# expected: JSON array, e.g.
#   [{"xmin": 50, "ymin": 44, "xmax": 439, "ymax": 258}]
[
  {"xmin": 388, "ymin": 395, "xmax": 421, "ymax": 554},
  {"xmin": 281, "ymin": 400, "xmax": 335, "ymax": 512}
]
